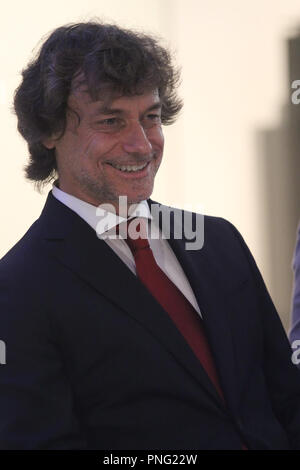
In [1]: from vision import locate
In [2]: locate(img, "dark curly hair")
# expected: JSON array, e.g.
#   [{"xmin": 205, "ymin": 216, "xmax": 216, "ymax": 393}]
[{"xmin": 13, "ymin": 21, "xmax": 183, "ymax": 190}]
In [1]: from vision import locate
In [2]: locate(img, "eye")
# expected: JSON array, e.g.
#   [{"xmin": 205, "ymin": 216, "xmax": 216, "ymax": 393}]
[
  {"xmin": 93, "ymin": 117, "xmax": 124, "ymax": 132},
  {"xmin": 143, "ymin": 113, "xmax": 161, "ymax": 129},
  {"xmin": 147, "ymin": 113, "xmax": 161, "ymax": 121},
  {"xmin": 100, "ymin": 118, "xmax": 119, "ymax": 126}
]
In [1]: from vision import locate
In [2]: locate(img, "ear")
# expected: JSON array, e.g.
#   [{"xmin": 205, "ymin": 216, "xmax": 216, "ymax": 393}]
[
  {"xmin": 42, "ymin": 138, "xmax": 56, "ymax": 149},
  {"xmin": 42, "ymin": 130, "xmax": 62, "ymax": 149}
]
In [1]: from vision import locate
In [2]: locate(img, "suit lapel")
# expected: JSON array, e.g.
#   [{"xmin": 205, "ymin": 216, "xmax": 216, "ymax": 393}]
[
  {"xmin": 38, "ymin": 192, "xmax": 237, "ymax": 412},
  {"xmin": 160, "ymin": 202, "xmax": 241, "ymax": 417}
]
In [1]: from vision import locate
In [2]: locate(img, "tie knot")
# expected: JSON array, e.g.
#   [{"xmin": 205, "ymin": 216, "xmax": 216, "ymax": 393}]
[{"xmin": 122, "ymin": 217, "xmax": 150, "ymax": 253}]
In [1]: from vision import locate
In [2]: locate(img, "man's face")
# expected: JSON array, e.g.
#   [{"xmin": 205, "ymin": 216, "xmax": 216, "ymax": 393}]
[{"xmin": 46, "ymin": 87, "xmax": 164, "ymax": 211}]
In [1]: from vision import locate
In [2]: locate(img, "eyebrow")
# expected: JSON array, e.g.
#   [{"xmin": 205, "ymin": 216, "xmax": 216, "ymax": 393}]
[{"xmin": 92, "ymin": 101, "xmax": 162, "ymax": 117}]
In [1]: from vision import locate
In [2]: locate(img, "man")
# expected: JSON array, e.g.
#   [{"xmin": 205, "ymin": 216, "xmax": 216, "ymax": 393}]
[
  {"xmin": 289, "ymin": 223, "xmax": 300, "ymax": 365},
  {"xmin": 1, "ymin": 21, "xmax": 300, "ymax": 450}
]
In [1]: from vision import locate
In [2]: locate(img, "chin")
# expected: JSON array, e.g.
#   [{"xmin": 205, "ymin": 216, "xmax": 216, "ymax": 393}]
[
  {"xmin": 130, "ymin": 191, "xmax": 152, "ymax": 204},
  {"xmin": 127, "ymin": 196, "xmax": 148, "ymax": 205},
  {"xmin": 127, "ymin": 187, "xmax": 153, "ymax": 203}
]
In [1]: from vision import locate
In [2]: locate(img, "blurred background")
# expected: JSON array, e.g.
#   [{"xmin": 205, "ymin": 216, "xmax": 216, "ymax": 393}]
[{"xmin": 0, "ymin": 0, "xmax": 299, "ymax": 331}]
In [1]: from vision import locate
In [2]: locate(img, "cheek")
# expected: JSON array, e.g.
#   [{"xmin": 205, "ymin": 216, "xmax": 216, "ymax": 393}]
[
  {"xmin": 82, "ymin": 133, "xmax": 118, "ymax": 161},
  {"xmin": 55, "ymin": 126, "xmax": 85, "ymax": 158},
  {"xmin": 148, "ymin": 127, "xmax": 164, "ymax": 151},
  {"xmin": 156, "ymin": 126, "xmax": 164, "ymax": 146}
]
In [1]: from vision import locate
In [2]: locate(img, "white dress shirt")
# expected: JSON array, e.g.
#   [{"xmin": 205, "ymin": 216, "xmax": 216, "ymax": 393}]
[{"xmin": 52, "ymin": 182, "xmax": 201, "ymax": 316}]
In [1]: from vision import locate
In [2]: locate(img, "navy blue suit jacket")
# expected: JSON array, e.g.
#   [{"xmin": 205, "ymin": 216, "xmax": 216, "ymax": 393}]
[{"xmin": 1, "ymin": 191, "xmax": 300, "ymax": 449}]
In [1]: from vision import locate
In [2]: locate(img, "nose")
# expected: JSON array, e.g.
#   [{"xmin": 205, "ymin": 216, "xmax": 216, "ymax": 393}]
[{"xmin": 122, "ymin": 121, "xmax": 153, "ymax": 156}]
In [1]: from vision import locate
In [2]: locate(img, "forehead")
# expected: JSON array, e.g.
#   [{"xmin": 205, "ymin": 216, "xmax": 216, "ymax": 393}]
[{"xmin": 68, "ymin": 87, "xmax": 160, "ymax": 114}]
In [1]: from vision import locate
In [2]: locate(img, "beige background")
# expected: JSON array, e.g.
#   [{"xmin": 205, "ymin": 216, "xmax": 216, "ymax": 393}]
[{"xmin": 0, "ymin": 0, "xmax": 299, "ymax": 330}]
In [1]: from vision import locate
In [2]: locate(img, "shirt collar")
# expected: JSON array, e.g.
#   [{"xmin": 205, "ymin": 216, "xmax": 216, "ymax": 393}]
[{"xmin": 52, "ymin": 180, "xmax": 152, "ymax": 236}]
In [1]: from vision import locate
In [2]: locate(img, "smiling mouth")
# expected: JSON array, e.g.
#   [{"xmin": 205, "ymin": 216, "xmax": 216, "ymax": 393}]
[{"xmin": 107, "ymin": 161, "xmax": 149, "ymax": 173}]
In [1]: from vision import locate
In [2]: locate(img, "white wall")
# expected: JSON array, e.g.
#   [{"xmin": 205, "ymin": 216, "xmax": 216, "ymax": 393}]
[
  {"xmin": 167, "ymin": 0, "xmax": 300, "ymax": 330},
  {"xmin": 1, "ymin": 0, "xmax": 299, "ymax": 329}
]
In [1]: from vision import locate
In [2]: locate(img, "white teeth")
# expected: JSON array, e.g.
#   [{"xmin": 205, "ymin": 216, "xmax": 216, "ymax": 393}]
[{"xmin": 110, "ymin": 162, "xmax": 148, "ymax": 172}]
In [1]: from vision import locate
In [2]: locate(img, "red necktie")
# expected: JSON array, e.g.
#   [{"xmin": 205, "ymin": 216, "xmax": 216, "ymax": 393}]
[{"xmin": 122, "ymin": 217, "xmax": 225, "ymax": 400}]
